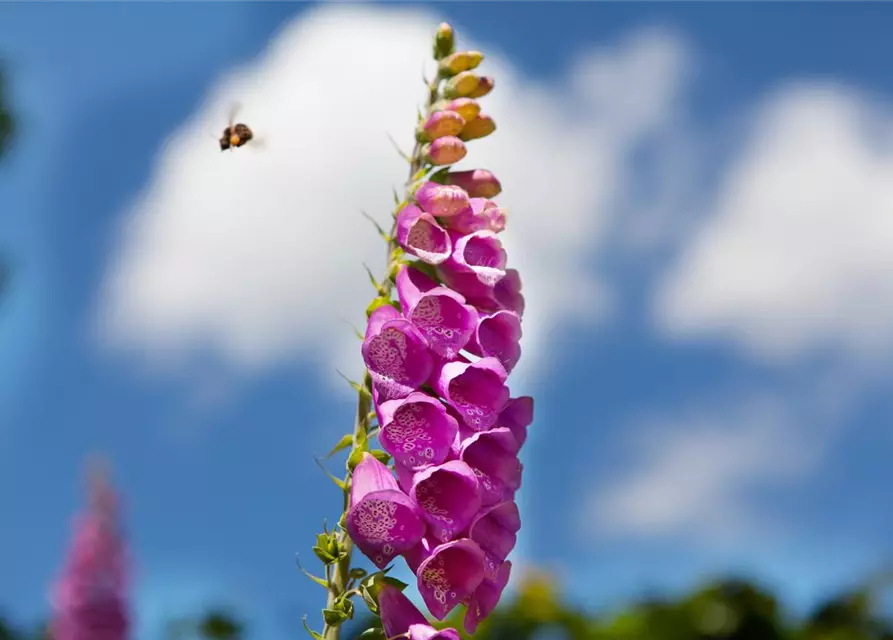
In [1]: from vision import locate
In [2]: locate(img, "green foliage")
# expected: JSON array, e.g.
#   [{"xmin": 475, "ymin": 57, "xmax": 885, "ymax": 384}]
[{"xmin": 344, "ymin": 570, "xmax": 891, "ymax": 640}]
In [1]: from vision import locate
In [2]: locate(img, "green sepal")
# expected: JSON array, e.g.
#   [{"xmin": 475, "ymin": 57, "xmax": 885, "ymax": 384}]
[
  {"xmin": 349, "ymin": 567, "xmax": 368, "ymax": 580},
  {"xmin": 347, "ymin": 447, "xmax": 366, "ymax": 472},
  {"xmin": 370, "ymin": 449, "xmax": 391, "ymax": 465},
  {"xmin": 322, "ymin": 609, "xmax": 349, "ymax": 626},
  {"xmin": 323, "ymin": 595, "xmax": 355, "ymax": 626},
  {"xmin": 312, "ymin": 531, "xmax": 345, "ymax": 566},
  {"xmin": 428, "ymin": 167, "xmax": 450, "ymax": 184},
  {"xmin": 358, "ymin": 568, "xmax": 409, "ymax": 615}
]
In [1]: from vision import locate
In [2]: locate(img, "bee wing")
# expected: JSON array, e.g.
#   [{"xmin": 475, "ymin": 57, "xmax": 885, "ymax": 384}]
[
  {"xmin": 227, "ymin": 101, "xmax": 243, "ymax": 128},
  {"xmin": 249, "ymin": 134, "xmax": 268, "ymax": 150}
]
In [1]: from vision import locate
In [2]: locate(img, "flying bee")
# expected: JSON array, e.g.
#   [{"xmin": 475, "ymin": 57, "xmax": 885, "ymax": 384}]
[{"xmin": 217, "ymin": 102, "xmax": 256, "ymax": 151}]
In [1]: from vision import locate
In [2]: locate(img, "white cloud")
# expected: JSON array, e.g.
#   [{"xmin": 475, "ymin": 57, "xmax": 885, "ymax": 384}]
[
  {"xmin": 584, "ymin": 392, "xmax": 834, "ymax": 544},
  {"xmin": 95, "ymin": 5, "xmax": 690, "ymax": 393},
  {"xmin": 656, "ymin": 83, "xmax": 893, "ymax": 364}
]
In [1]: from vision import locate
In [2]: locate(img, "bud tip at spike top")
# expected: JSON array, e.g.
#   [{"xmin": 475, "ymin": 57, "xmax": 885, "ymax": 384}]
[{"xmin": 434, "ymin": 23, "xmax": 455, "ymax": 60}]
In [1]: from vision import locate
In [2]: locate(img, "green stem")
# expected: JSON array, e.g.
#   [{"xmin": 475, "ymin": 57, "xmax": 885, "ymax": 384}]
[{"xmin": 321, "ymin": 72, "xmax": 443, "ymax": 640}]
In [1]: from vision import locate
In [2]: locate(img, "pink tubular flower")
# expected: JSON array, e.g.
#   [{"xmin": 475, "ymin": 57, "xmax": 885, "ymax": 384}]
[
  {"xmin": 378, "ymin": 583, "xmax": 461, "ymax": 640},
  {"xmin": 349, "ymin": 24, "xmax": 531, "ymax": 634},
  {"xmin": 346, "ymin": 453, "xmax": 426, "ymax": 569},
  {"xmin": 50, "ymin": 463, "xmax": 130, "ymax": 640},
  {"xmin": 396, "ymin": 204, "xmax": 452, "ymax": 265}
]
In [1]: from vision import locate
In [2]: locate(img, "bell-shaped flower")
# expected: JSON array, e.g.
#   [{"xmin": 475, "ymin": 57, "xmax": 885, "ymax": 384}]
[
  {"xmin": 494, "ymin": 268, "xmax": 525, "ymax": 316},
  {"xmin": 346, "ymin": 453, "xmax": 426, "ymax": 570},
  {"xmin": 433, "ymin": 357, "xmax": 510, "ymax": 431},
  {"xmin": 410, "ymin": 460, "xmax": 481, "ymax": 543},
  {"xmin": 378, "ymin": 392, "xmax": 459, "ymax": 470},
  {"xmin": 396, "ymin": 266, "xmax": 478, "ymax": 360},
  {"xmin": 463, "ymin": 561, "xmax": 511, "ymax": 634},
  {"xmin": 466, "ymin": 310, "xmax": 522, "ymax": 374},
  {"xmin": 468, "ymin": 501, "xmax": 520, "ymax": 581},
  {"xmin": 441, "ymin": 198, "xmax": 505, "ymax": 235},
  {"xmin": 410, "ymin": 537, "xmax": 486, "ymax": 620},
  {"xmin": 442, "ymin": 230, "xmax": 507, "ymax": 287},
  {"xmin": 415, "ymin": 182, "xmax": 470, "ymax": 218},
  {"xmin": 496, "ymin": 396, "xmax": 534, "ymax": 448},
  {"xmin": 396, "ymin": 204, "xmax": 452, "ymax": 265},
  {"xmin": 363, "ymin": 305, "xmax": 434, "ymax": 401},
  {"xmin": 378, "ymin": 583, "xmax": 461, "ymax": 640},
  {"xmin": 460, "ymin": 428, "xmax": 522, "ymax": 506}
]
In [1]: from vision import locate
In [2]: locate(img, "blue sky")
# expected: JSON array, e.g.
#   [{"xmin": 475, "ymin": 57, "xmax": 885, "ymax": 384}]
[{"xmin": 1, "ymin": 2, "xmax": 893, "ymax": 638}]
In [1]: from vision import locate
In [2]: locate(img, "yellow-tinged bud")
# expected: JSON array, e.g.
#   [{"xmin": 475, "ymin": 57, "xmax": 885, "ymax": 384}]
[
  {"xmin": 433, "ymin": 22, "xmax": 455, "ymax": 60},
  {"xmin": 426, "ymin": 136, "xmax": 467, "ymax": 166},
  {"xmin": 459, "ymin": 113, "xmax": 496, "ymax": 141},
  {"xmin": 443, "ymin": 71, "xmax": 481, "ymax": 99},
  {"xmin": 417, "ymin": 110, "xmax": 466, "ymax": 142},
  {"xmin": 439, "ymin": 50, "xmax": 484, "ymax": 76},
  {"xmin": 441, "ymin": 98, "xmax": 481, "ymax": 124},
  {"xmin": 468, "ymin": 76, "xmax": 495, "ymax": 99}
]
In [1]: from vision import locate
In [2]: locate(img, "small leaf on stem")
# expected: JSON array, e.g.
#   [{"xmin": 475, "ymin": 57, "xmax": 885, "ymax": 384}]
[
  {"xmin": 302, "ymin": 616, "xmax": 324, "ymax": 640},
  {"xmin": 386, "ymin": 133, "xmax": 412, "ymax": 163},
  {"xmin": 314, "ymin": 456, "xmax": 347, "ymax": 490},
  {"xmin": 360, "ymin": 210, "xmax": 391, "ymax": 242},
  {"xmin": 296, "ymin": 554, "xmax": 330, "ymax": 588},
  {"xmin": 327, "ymin": 434, "xmax": 353, "ymax": 459}
]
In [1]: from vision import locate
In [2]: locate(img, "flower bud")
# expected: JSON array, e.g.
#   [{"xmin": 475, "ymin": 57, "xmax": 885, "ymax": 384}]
[
  {"xmin": 418, "ymin": 110, "xmax": 465, "ymax": 142},
  {"xmin": 433, "ymin": 23, "xmax": 455, "ymax": 60},
  {"xmin": 427, "ymin": 136, "xmax": 467, "ymax": 166},
  {"xmin": 439, "ymin": 51, "xmax": 484, "ymax": 76},
  {"xmin": 444, "ymin": 169, "xmax": 502, "ymax": 198},
  {"xmin": 443, "ymin": 71, "xmax": 481, "ymax": 99},
  {"xmin": 469, "ymin": 76, "xmax": 495, "ymax": 99},
  {"xmin": 441, "ymin": 98, "xmax": 481, "ymax": 124},
  {"xmin": 459, "ymin": 114, "xmax": 496, "ymax": 141}
]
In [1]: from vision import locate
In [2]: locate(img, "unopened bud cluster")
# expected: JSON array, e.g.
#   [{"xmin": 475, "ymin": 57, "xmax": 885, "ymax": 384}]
[{"xmin": 349, "ymin": 22, "xmax": 532, "ymax": 638}]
